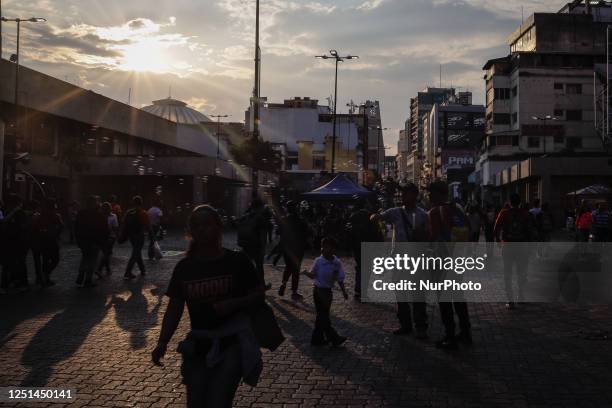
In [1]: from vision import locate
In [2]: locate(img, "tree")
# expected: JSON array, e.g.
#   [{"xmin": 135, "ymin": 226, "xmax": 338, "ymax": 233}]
[{"xmin": 230, "ymin": 138, "xmax": 282, "ymax": 173}]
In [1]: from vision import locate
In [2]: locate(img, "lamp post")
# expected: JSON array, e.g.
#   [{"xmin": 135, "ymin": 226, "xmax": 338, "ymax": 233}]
[
  {"xmin": 531, "ymin": 115, "xmax": 558, "ymax": 154},
  {"xmin": 1, "ymin": 16, "xmax": 46, "ymax": 192},
  {"xmin": 250, "ymin": 0, "xmax": 261, "ymax": 199},
  {"xmin": 210, "ymin": 114, "xmax": 230, "ymax": 174},
  {"xmin": 315, "ymin": 50, "xmax": 358, "ymax": 174}
]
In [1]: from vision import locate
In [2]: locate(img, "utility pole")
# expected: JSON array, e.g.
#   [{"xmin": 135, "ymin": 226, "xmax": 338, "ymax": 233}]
[
  {"xmin": 210, "ymin": 114, "xmax": 229, "ymax": 175},
  {"xmin": 251, "ymin": 0, "xmax": 260, "ymax": 199}
]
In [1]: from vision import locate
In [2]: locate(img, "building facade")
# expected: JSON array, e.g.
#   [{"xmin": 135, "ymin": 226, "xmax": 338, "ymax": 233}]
[{"xmin": 479, "ymin": 1, "xmax": 612, "ymax": 215}]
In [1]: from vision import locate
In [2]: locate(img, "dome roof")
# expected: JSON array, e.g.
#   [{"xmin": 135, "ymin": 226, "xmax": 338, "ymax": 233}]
[{"xmin": 142, "ymin": 97, "xmax": 212, "ymax": 124}]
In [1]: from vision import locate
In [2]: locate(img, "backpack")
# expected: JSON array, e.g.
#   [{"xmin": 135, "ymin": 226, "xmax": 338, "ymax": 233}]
[
  {"xmin": 237, "ymin": 212, "xmax": 262, "ymax": 248},
  {"xmin": 503, "ymin": 208, "xmax": 528, "ymax": 241},
  {"xmin": 438, "ymin": 204, "xmax": 470, "ymax": 242},
  {"xmin": 124, "ymin": 209, "xmax": 144, "ymax": 236}
]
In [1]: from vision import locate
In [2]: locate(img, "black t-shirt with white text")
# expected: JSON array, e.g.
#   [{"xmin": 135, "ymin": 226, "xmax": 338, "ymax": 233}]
[{"xmin": 166, "ymin": 249, "xmax": 260, "ymax": 330}]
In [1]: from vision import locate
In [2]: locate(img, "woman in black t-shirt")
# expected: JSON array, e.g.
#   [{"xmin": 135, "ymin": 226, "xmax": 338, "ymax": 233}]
[{"xmin": 151, "ymin": 205, "xmax": 264, "ymax": 407}]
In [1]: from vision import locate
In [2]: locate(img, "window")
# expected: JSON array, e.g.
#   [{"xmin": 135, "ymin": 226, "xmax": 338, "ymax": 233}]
[
  {"xmin": 554, "ymin": 83, "xmax": 564, "ymax": 90},
  {"xmin": 566, "ymin": 110, "xmax": 582, "ymax": 121},
  {"xmin": 496, "ymin": 135, "xmax": 514, "ymax": 146},
  {"xmin": 567, "ymin": 137, "xmax": 583, "ymax": 149},
  {"xmin": 527, "ymin": 137, "xmax": 540, "ymax": 148},
  {"xmin": 512, "ymin": 86, "xmax": 518, "ymax": 97},
  {"xmin": 566, "ymin": 84, "xmax": 582, "ymax": 95},
  {"xmin": 554, "ymin": 109, "xmax": 564, "ymax": 117},
  {"xmin": 494, "ymin": 88, "xmax": 510, "ymax": 100},
  {"xmin": 494, "ymin": 113, "xmax": 511, "ymax": 124}
]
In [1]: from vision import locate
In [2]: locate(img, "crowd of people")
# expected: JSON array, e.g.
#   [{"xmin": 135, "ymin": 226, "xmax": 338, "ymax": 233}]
[
  {"xmin": 0, "ymin": 193, "xmax": 166, "ymax": 294},
  {"xmin": 1, "ymin": 183, "xmax": 611, "ymax": 407}
]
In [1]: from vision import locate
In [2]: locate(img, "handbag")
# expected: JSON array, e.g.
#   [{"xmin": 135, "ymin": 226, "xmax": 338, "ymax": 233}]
[{"xmin": 249, "ymin": 302, "xmax": 285, "ymax": 352}]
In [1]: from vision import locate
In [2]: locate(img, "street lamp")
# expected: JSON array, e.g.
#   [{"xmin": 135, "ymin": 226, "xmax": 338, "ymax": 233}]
[
  {"xmin": 315, "ymin": 50, "xmax": 359, "ymax": 174},
  {"xmin": 1, "ymin": 16, "xmax": 46, "ymax": 191},
  {"xmin": 210, "ymin": 114, "xmax": 230, "ymax": 176}
]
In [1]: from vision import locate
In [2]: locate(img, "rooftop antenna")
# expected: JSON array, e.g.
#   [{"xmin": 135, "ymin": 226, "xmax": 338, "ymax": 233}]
[
  {"xmin": 521, "ymin": 6, "xmax": 524, "ymax": 24},
  {"xmin": 168, "ymin": 85, "xmax": 172, "ymax": 99}
]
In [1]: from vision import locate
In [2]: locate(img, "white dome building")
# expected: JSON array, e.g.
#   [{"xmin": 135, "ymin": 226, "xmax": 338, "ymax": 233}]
[{"xmin": 142, "ymin": 97, "xmax": 212, "ymax": 124}]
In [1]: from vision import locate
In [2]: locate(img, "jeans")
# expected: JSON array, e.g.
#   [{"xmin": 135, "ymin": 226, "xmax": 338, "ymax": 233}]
[
  {"xmin": 99, "ymin": 238, "xmax": 115, "ymax": 273},
  {"xmin": 397, "ymin": 302, "xmax": 428, "ymax": 330},
  {"xmin": 126, "ymin": 236, "xmax": 145, "ymax": 275},
  {"xmin": 243, "ymin": 246, "xmax": 265, "ymax": 285},
  {"xmin": 181, "ymin": 343, "xmax": 243, "ymax": 408},
  {"xmin": 502, "ymin": 245, "xmax": 528, "ymax": 302},
  {"xmin": 77, "ymin": 246, "xmax": 100, "ymax": 285},
  {"xmin": 439, "ymin": 301, "xmax": 470, "ymax": 338},
  {"xmin": 312, "ymin": 287, "xmax": 341, "ymax": 343},
  {"xmin": 282, "ymin": 251, "xmax": 303, "ymax": 293}
]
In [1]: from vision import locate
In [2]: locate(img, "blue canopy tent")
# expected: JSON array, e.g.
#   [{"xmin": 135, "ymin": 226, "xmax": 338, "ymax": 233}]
[{"xmin": 301, "ymin": 174, "xmax": 374, "ymax": 201}]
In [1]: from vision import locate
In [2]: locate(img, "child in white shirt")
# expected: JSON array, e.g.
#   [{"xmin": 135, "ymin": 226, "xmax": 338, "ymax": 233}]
[{"xmin": 303, "ymin": 237, "xmax": 348, "ymax": 346}]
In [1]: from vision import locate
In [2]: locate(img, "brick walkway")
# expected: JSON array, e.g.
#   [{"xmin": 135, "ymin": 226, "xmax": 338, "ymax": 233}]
[{"xmin": 1, "ymin": 234, "xmax": 612, "ymax": 407}]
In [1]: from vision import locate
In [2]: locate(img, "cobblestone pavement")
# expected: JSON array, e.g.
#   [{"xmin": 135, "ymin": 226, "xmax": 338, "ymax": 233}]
[{"xmin": 1, "ymin": 233, "xmax": 612, "ymax": 407}]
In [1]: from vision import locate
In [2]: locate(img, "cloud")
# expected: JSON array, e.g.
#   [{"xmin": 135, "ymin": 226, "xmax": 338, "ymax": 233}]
[{"xmin": 3, "ymin": 0, "xmax": 560, "ymax": 151}]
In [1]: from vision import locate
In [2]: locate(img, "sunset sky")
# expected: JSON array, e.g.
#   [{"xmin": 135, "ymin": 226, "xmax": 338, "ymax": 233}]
[{"xmin": 2, "ymin": 0, "xmax": 564, "ymax": 153}]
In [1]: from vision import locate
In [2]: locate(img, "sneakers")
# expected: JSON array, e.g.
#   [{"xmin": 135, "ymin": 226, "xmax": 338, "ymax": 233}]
[
  {"xmin": 331, "ymin": 336, "xmax": 347, "ymax": 347},
  {"xmin": 393, "ymin": 327, "xmax": 413, "ymax": 336},
  {"xmin": 435, "ymin": 336, "xmax": 458, "ymax": 350}
]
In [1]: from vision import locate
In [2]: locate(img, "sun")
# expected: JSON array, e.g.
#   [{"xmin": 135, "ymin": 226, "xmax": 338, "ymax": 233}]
[{"xmin": 118, "ymin": 38, "xmax": 172, "ymax": 73}]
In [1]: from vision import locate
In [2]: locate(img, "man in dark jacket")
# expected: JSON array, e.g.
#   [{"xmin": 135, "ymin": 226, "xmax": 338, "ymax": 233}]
[
  {"xmin": 75, "ymin": 195, "xmax": 109, "ymax": 287},
  {"xmin": 278, "ymin": 201, "xmax": 309, "ymax": 300}
]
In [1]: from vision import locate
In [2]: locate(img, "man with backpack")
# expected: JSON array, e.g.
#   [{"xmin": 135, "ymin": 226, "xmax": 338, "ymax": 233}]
[
  {"xmin": 371, "ymin": 183, "xmax": 430, "ymax": 338},
  {"xmin": 494, "ymin": 193, "xmax": 532, "ymax": 309},
  {"xmin": 427, "ymin": 180, "xmax": 472, "ymax": 350},
  {"xmin": 119, "ymin": 195, "xmax": 151, "ymax": 280},
  {"xmin": 237, "ymin": 199, "xmax": 272, "ymax": 288}
]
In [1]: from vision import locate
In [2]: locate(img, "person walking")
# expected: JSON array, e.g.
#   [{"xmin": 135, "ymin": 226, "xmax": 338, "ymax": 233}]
[
  {"xmin": 591, "ymin": 202, "xmax": 610, "ymax": 243},
  {"xmin": 98, "ymin": 202, "xmax": 119, "ymax": 276},
  {"xmin": 303, "ymin": 237, "xmax": 348, "ymax": 347},
  {"xmin": 494, "ymin": 193, "xmax": 532, "ymax": 309},
  {"xmin": 347, "ymin": 199, "xmax": 382, "ymax": 299},
  {"xmin": 371, "ymin": 183, "xmax": 430, "ymax": 338},
  {"xmin": 277, "ymin": 201, "xmax": 309, "ymax": 300},
  {"xmin": 151, "ymin": 205, "xmax": 265, "ymax": 408},
  {"xmin": 31, "ymin": 198, "xmax": 63, "ymax": 287},
  {"xmin": 427, "ymin": 180, "xmax": 472, "ymax": 350},
  {"xmin": 147, "ymin": 196, "xmax": 164, "ymax": 259},
  {"xmin": 1, "ymin": 194, "xmax": 30, "ymax": 292},
  {"xmin": 120, "ymin": 196, "xmax": 151, "ymax": 280},
  {"xmin": 237, "ymin": 199, "xmax": 272, "ymax": 288},
  {"xmin": 75, "ymin": 195, "xmax": 109, "ymax": 287}
]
